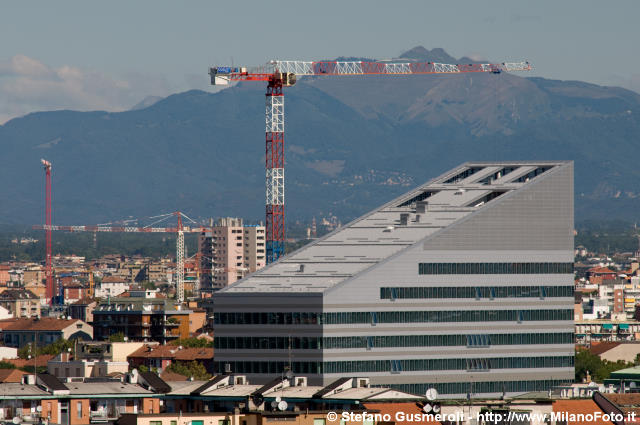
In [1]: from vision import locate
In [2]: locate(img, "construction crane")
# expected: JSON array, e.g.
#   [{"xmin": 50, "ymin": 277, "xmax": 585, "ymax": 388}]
[
  {"xmin": 34, "ymin": 211, "xmax": 208, "ymax": 303},
  {"xmin": 209, "ymin": 58, "xmax": 532, "ymax": 264},
  {"xmin": 87, "ymin": 265, "xmax": 94, "ymax": 298},
  {"xmin": 40, "ymin": 159, "xmax": 54, "ymax": 304}
]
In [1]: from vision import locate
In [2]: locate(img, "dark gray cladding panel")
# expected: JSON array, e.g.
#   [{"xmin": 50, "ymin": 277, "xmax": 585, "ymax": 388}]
[{"xmin": 423, "ymin": 162, "xmax": 573, "ymax": 251}]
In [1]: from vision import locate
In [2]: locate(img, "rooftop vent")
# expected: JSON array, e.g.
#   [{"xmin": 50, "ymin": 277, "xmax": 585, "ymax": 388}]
[
  {"xmin": 298, "ymin": 264, "xmax": 305, "ymax": 273},
  {"xmin": 399, "ymin": 213, "xmax": 410, "ymax": 226}
]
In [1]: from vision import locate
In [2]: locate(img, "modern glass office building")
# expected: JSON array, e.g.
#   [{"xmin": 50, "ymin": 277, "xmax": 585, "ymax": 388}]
[{"xmin": 212, "ymin": 161, "xmax": 575, "ymax": 398}]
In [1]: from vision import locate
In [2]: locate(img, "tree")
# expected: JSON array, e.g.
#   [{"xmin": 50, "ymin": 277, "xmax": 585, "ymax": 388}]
[
  {"xmin": 109, "ymin": 332, "xmax": 126, "ymax": 342},
  {"xmin": 166, "ymin": 361, "xmax": 211, "ymax": 380},
  {"xmin": 18, "ymin": 338, "xmax": 74, "ymax": 359},
  {"xmin": 0, "ymin": 361, "xmax": 15, "ymax": 369},
  {"xmin": 170, "ymin": 338, "xmax": 213, "ymax": 348},
  {"xmin": 575, "ymin": 348, "xmax": 632, "ymax": 382}
]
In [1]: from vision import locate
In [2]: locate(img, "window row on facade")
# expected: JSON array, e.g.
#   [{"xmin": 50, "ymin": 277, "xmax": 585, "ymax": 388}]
[
  {"xmin": 418, "ymin": 262, "xmax": 574, "ymax": 275},
  {"xmin": 322, "ymin": 356, "xmax": 574, "ymax": 374},
  {"xmin": 380, "ymin": 285, "xmax": 574, "ymax": 300},
  {"xmin": 214, "ymin": 332, "xmax": 574, "ymax": 350},
  {"xmin": 214, "ymin": 356, "xmax": 573, "ymax": 375},
  {"xmin": 390, "ymin": 378, "xmax": 570, "ymax": 396},
  {"xmin": 214, "ymin": 309, "xmax": 573, "ymax": 325}
]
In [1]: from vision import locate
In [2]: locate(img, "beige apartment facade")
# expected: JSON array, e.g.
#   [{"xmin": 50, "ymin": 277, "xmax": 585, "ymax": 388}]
[{"xmin": 198, "ymin": 218, "xmax": 265, "ymax": 294}]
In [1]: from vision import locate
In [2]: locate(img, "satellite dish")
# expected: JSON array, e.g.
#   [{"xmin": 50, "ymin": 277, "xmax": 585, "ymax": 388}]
[
  {"xmin": 278, "ymin": 401, "xmax": 288, "ymax": 411},
  {"xmin": 271, "ymin": 401, "xmax": 278, "ymax": 409},
  {"xmin": 422, "ymin": 403, "xmax": 432, "ymax": 413},
  {"xmin": 631, "ymin": 382, "xmax": 637, "ymax": 389},
  {"xmin": 275, "ymin": 396, "xmax": 281, "ymax": 402},
  {"xmin": 36, "ymin": 406, "xmax": 42, "ymax": 413},
  {"xmin": 12, "ymin": 417, "xmax": 20, "ymax": 424},
  {"xmin": 432, "ymin": 405, "xmax": 441, "ymax": 414},
  {"xmin": 285, "ymin": 370, "xmax": 294, "ymax": 380},
  {"xmin": 425, "ymin": 388, "xmax": 439, "ymax": 401}
]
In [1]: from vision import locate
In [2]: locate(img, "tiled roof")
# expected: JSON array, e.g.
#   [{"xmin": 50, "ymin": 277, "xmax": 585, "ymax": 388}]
[
  {"xmin": 588, "ymin": 267, "xmax": 616, "ymax": 274},
  {"xmin": 553, "ymin": 399, "xmax": 614, "ymax": 425},
  {"xmin": 128, "ymin": 344, "xmax": 213, "ymax": 361},
  {"xmin": 159, "ymin": 370, "xmax": 188, "ymax": 381},
  {"xmin": 589, "ymin": 342, "xmax": 622, "ymax": 356},
  {"xmin": 0, "ymin": 289, "xmax": 38, "ymax": 300},
  {"xmin": 3, "ymin": 354, "xmax": 54, "ymax": 368},
  {"xmin": 603, "ymin": 393, "xmax": 640, "ymax": 407},
  {"xmin": 0, "ymin": 317, "xmax": 81, "ymax": 332},
  {"xmin": 0, "ymin": 369, "xmax": 27, "ymax": 383},
  {"xmin": 363, "ymin": 402, "xmax": 441, "ymax": 425}
]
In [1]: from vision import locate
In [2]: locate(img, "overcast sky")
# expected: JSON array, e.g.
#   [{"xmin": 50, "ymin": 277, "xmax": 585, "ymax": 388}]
[{"xmin": 0, "ymin": 0, "xmax": 638, "ymax": 124}]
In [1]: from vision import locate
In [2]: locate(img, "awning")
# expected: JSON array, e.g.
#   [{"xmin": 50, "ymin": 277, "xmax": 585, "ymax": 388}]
[
  {"xmin": 620, "ymin": 324, "xmax": 630, "ymax": 330},
  {"xmin": 603, "ymin": 324, "xmax": 613, "ymax": 329}
]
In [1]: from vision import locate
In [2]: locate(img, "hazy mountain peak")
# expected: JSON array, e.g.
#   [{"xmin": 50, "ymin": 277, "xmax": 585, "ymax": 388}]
[{"xmin": 130, "ymin": 95, "xmax": 164, "ymax": 111}]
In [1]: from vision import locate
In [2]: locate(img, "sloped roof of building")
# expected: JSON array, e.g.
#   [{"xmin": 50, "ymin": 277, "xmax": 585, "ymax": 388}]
[
  {"xmin": 64, "ymin": 381, "xmax": 154, "ymax": 396},
  {"xmin": 363, "ymin": 403, "xmax": 442, "ymax": 425},
  {"xmin": 219, "ymin": 161, "xmax": 570, "ymax": 294},
  {"xmin": 128, "ymin": 345, "xmax": 213, "ymax": 361},
  {"xmin": 37, "ymin": 373, "xmax": 68, "ymax": 391},
  {"xmin": 139, "ymin": 371, "xmax": 171, "ymax": 393},
  {"xmin": 589, "ymin": 342, "xmax": 622, "ymax": 356},
  {"xmin": 588, "ymin": 267, "xmax": 617, "ymax": 274},
  {"xmin": 0, "ymin": 288, "xmax": 39, "ymax": 300},
  {"xmin": 553, "ymin": 399, "xmax": 614, "ymax": 425},
  {"xmin": 3, "ymin": 354, "xmax": 54, "ymax": 368},
  {"xmin": 0, "ymin": 368, "xmax": 27, "ymax": 383},
  {"xmin": 159, "ymin": 370, "xmax": 188, "ymax": 382},
  {"xmin": 0, "ymin": 318, "xmax": 83, "ymax": 332}
]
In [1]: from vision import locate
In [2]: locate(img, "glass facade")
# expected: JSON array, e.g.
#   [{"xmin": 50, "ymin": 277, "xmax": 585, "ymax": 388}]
[
  {"xmin": 380, "ymin": 285, "xmax": 573, "ymax": 299},
  {"xmin": 214, "ymin": 332, "xmax": 574, "ymax": 350},
  {"xmin": 214, "ymin": 309, "xmax": 572, "ymax": 325},
  {"xmin": 214, "ymin": 356, "xmax": 573, "ymax": 375},
  {"xmin": 418, "ymin": 262, "xmax": 573, "ymax": 275}
]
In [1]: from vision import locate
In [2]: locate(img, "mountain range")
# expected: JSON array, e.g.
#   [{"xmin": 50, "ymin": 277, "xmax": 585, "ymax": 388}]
[{"xmin": 1, "ymin": 47, "xmax": 640, "ymax": 226}]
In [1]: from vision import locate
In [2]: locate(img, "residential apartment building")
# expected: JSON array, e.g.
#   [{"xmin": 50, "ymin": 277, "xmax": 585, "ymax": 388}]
[
  {"xmin": 95, "ymin": 276, "xmax": 130, "ymax": 298},
  {"xmin": 0, "ymin": 288, "xmax": 41, "ymax": 318},
  {"xmin": 92, "ymin": 298, "xmax": 191, "ymax": 344},
  {"xmin": 198, "ymin": 218, "xmax": 265, "ymax": 294},
  {"xmin": 212, "ymin": 161, "xmax": 575, "ymax": 398},
  {"xmin": 0, "ymin": 318, "xmax": 93, "ymax": 348}
]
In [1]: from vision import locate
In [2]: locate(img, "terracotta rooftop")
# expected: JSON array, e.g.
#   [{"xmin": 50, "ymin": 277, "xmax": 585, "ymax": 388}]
[
  {"xmin": 553, "ymin": 399, "xmax": 614, "ymax": 425},
  {"xmin": 2, "ymin": 354, "xmax": 54, "ymax": 368},
  {"xmin": 0, "ymin": 317, "xmax": 81, "ymax": 331},
  {"xmin": 363, "ymin": 402, "xmax": 441, "ymax": 425},
  {"xmin": 159, "ymin": 370, "xmax": 188, "ymax": 381},
  {"xmin": 0, "ymin": 368, "xmax": 27, "ymax": 383},
  {"xmin": 588, "ymin": 267, "xmax": 617, "ymax": 274},
  {"xmin": 0, "ymin": 289, "xmax": 39, "ymax": 300},
  {"xmin": 128, "ymin": 344, "xmax": 213, "ymax": 361},
  {"xmin": 589, "ymin": 342, "xmax": 622, "ymax": 356}
]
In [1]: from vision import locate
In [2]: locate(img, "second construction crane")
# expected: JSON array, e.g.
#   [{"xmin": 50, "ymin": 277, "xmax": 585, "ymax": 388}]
[
  {"xmin": 34, "ymin": 211, "xmax": 207, "ymax": 303},
  {"xmin": 209, "ymin": 58, "xmax": 532, "ymax": 264}
]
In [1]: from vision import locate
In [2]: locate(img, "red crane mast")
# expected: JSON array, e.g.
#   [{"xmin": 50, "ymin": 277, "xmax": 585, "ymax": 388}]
[{"xmin": 41, "ymin": 159, "xmax": 53, "ymax": 304}]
